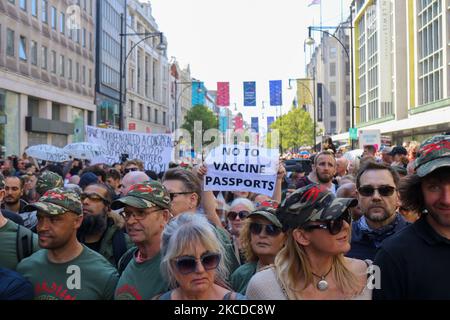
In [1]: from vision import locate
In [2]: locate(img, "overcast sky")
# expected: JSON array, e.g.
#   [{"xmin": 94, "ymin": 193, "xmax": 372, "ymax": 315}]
[{"xmin": 151, "ymin": 0, "xmax": 352, "ymax": 132}]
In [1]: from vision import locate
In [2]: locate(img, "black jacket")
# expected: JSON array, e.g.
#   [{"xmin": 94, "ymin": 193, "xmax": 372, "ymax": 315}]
[{"xmin": 373, "ymin": 216, "xmax": 450, "ymax": 299}]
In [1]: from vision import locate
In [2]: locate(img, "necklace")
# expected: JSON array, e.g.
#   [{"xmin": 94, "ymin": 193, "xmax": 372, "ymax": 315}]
[{"xmin": 311, "ymin": 266, "xmax": 333, "ymax": 291}]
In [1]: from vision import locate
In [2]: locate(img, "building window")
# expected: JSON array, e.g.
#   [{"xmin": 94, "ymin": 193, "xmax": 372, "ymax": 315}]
[
  {"xmin": 76, "ymin": 62, "xmax": 79, "ymax": 82},
  {"xmin": 330, "ymin": 82, "xmax": 336, "ymax": 96},
  {"xmin": 51, "ymin": 50, "xmax": 56, "ymax": 73},
  {"xmin": 330, "ymin": 63, "xmax": 336, "ymax": 77},
  {"xmin": 139, "ymin": 104, "xmax": 143, "ymax": 120},
  {"xmin": 82, "ymin": 28, "xmax": 86, "ymax": 47},
  {"xmin": 51, "ymin": 6, "xmax": 57, "ymax": 30},
  {"xmin": 52, "ymin": 103, "xmax": 60, "ymax": 121},
  {"xmin": 330, "ymin": 101, "xmax": 336, "ymax": 116},
  {"xmin": 329, "ymin": 47, "xmax": 337, "ymax": 59},
  {"xmin": 129, "ymin": 100, "xmax": 134, "ymax": 118},
  {"xmin": 147, "ymin": 106, "xmax": 151, "ymax": 122},
  {"xmin": 60, "ymin": 55, "xmax": 65, "ymax": 77},
  {"xmin": 82, "ymin": 65, "xmax": 86, "ymax": 85},
  {"xmin": 42, "ymin": 0, "xmax": 48, "ymax": 23},
  {"xmin": 68, "ymin": 59, "xmax": 72, "ymax": 79},
  {"xmin": 89, "ymin": 69, "xmax": 92, "ymax": 88},
  {"xmin": 6, "ymin": 28, "xmax": 15, "ymax": 57},
  {"xmin": 31, "ymin": 0, "xmax": 37, "ymax": 16},
  {"xmin": 30, "ymin": 40, "xmax": 38, "ymax": 65},
  {"xmin": 28, "ymin": 97, "xmax": 40, "ymax": 117},
  {"xmin": 60, "ymin": 12, "xmax": 65, "ymax": 34},
  {"xmin": 41, "ymin": 45, "xmax": 47, "ymax": 69},
  {"xmin": 154, "ymin": 109, "xmax": 158, "ymax": 124},
  {"xmin": 20, "ymin": 0, "xmax": 26, "ymax": 11},
  {"xmin": 19, "ymin": 36, "xmax": 27, "ymax": 61},
  {"xmin": 163, "ymin": 111, "xmax": 166, "ymax": 126},
  {"xmin": 330, "ymin": 121, "xmax": 336, "ymax": 134}
]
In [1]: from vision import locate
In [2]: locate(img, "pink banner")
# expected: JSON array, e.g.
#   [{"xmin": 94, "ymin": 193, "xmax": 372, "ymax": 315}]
[{"xmin": 216, "ymin": 82, "xmax": 230, "ymax": 107}]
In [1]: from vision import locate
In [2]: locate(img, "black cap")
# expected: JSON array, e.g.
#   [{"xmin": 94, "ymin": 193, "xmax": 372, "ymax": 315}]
[{"xmin": 388, "ymin": 146, "xmax": 407, "ymax": 156}]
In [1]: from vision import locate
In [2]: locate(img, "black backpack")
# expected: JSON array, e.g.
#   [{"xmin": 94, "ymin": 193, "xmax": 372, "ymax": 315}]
[
  {"xmin": 117, "ymin": 247, "xmax": 137, "ymax": 276},
  {"xmin": 16, "ymin": 224, "xmax": 34, "ymax": 262}
]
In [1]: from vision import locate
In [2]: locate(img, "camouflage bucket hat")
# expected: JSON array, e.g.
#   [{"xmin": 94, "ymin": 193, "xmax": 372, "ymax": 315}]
[
  {"xmin": 111, "ymin": 180, "xmax": 171, "ymax": 210},
  {"xmin": 277, "ymin": 184, "xmax": 357, "ymax": 231},
  {"xmin": 36, "ymin": 171, "xmax": 64, "ymax": 196},
  {"xmin": 414, "ymin": 135, "xmax": 450, "ymax": 177},
  {"xmin": 24, "ymin": 188, "xmax": 82, "ymax": 216},
  {"xmin": 248, "ymin": 207, "xmax": 282, "ymax": 228}
]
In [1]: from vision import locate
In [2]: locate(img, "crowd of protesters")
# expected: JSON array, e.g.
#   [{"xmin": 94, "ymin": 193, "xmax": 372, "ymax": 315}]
[{"xmin": 0, "ymin": 133, "xmax": 449, "ymax": 300}]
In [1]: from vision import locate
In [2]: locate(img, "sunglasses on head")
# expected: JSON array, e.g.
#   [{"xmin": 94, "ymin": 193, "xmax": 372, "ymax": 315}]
[
  {"xmin": 227, "ymin": 210, "xmax": 250, "ymax": 221},
  {"xmin": 303, "ymin": 212, "xmax": 352, "ymax": 235},
  {"xmin": 80, "ymin": 192, "xmax": 110, "ymax": 204},
  {"xmin": 173, "ymin": 252, "xmax": 221, "ymax": 275},
  {"xmin": 124, "ymin": 167, "xmax": 139, "ymax": 174},
  {"xmin": 249, "ymin": 222, "xmax": 282, "ymax": 237},
  {"xmin": 358, "ymin": 185, "xmax": 396, "ymax": 197}
]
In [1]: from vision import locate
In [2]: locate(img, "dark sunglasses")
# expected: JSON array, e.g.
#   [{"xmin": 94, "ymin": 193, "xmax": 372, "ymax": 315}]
[
  {"xmin": 169, "ymin": 191, "xmax": 193, "ymax": 201},
  {"xmin": 249, "ymin": 222, "xmax": 282, "ymax": 237},
  {"xmin": 124, "ymin": 167, "xmax": 139, "ymax": 174},
  {"xmin": 173, "ymin": 252, "xmax": 221, "ymax": 275},
  {"xmin": 80, "ymin": 192, "xmax": 110, "ymax": 204},
  {"xmin": 227, "ymin": 210, "xmax": 250, "ymax": 221},
  {"xmin": 303, "ymin": 212, "xmax": 352, "ymax": 235},
  {"xmin": 358, "ymin": 185, "xmax": 396, "ymax": 197}
]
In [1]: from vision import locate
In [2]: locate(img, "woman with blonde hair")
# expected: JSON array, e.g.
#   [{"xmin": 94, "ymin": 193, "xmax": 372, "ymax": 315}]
[{"xmin": 246, "ymin": 184, "xmax": 371, "ymax": 300}]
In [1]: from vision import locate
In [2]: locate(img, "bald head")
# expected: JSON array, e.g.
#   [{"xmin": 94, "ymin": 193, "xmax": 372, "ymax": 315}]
[
  {"xmin": 120, "ymin": 171, "xmax": 150, "ymax": 195},
  {"xmin": 336, "ymin": 157, "xmax": 349, "ymax": 177},
  {"xmin": 336, "ymin": 182, "xmax": 357, "ymax": 198}
]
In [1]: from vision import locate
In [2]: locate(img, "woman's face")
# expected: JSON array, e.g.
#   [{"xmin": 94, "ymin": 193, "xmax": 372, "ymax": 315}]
[
  {"xmin": 172, "ymin": 242, "xmax": 219, "ymax": 296},
  {"xmin": 250, "ymin": 217, "xmax": 285, "ymax": 260},
  {"xmin": 228, "ymin": 204, "xmax": 251, "ymax": 235},
  {"xmin": 233, "ymin": 191, "xmax": 249, "ymax": 199}
]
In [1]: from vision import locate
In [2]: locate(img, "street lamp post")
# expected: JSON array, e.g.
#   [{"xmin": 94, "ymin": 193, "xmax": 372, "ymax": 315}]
[
  {"xmin": 288, "ymin": 78, "xmax": 316, "ymax": 151},
  {"xmin": 118, "ymin": 14, "xmax": 166, "ymax": 131},
  {"xmin": 306, "ymin": 24, "xmax": 356, "ymax": 149},
  {"xmin": 173, "ymin": 81, "xmax": 203, "ymax": 130}
]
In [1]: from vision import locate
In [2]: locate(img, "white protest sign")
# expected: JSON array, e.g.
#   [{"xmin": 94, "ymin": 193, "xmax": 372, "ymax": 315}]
[
  {"xmin": 204, "ymin": 144, "xmax": 279, "ymax": 197},
  {"xmin": 359, "ymin": 129, "xmax": 381, "ymax": 149},
  {"xmin": 85, "ymin": 126, "xmax": 173, "ymax": 173}
]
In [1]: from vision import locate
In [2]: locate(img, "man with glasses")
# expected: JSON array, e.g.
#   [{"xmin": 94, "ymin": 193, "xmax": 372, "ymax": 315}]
[
  {"xmin": 374, "ymin": 135, "xmax": 450, "ymax": 299},
  {"xmin": 78, "ymin": 183, "xmax": 133, "ymax": 267},
  {"xmin": 112, "ymin": 181, "xmax": 171, "ymax": 300},
  {"xmin": 122, "ymin": 160, "xmax": 143, "ymax": 175},
  {"xmin": 347, "ymin": 162, "xmax": 409, "ymax": 260}
]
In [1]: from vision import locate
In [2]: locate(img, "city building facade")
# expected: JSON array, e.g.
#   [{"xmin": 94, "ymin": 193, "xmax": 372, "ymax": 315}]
[{"xmin": 0, "ymin": 0, "xmax": 96, "ymax": 156}]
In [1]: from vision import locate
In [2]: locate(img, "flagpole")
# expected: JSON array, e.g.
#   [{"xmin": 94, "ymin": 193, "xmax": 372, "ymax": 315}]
[{"xmin": 320, "ymin": 0, "xmax": 322, "ymax": 28}]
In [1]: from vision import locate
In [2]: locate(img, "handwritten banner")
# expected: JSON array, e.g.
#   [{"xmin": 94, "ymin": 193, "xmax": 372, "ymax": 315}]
[
  {"xmin": 85, "ymin": 126, "xmax": 173, "ymax": 173},
  {"xmin": 204, "ymin": 144, "xmax": 279, "ymax": 196}
]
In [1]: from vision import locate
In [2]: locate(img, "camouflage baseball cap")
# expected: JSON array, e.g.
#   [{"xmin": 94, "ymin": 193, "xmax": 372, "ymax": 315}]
[
  {"xmin": 248, "ymin": 207, "xmax": 282, "ymax": 228},
  {"xmin": 111, "ymin": 180, "xmax": 171, "ymax": 210},
  {"xmin": 277, "ymin": 184, "xmax": 357, "ymax": 231},
  {"xmin": 36, "ymin": 171, "xmax": 64, "ymax": 196},
  {"xmin": 24, "ymin": 188, "xmax": 82, "ymax": 216},
  {"xmin": 414, "ymin": 135, "xmax": 450, "ymax": 177}
]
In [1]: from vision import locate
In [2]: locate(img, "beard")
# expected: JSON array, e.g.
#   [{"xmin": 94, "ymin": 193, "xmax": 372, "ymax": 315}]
[
  {"xmin": 317, "ymin": 172, "xmax": 333, "ymax": 183},
  {"xmin": 428, "ymin": 210, "xmax": 450, "ymax": 228},
  {"xmin": 365, "ymin": 206, "xmax": 392, "ymax": 223},
  {"xmin": 79, "ymin": 211, "xmax": 108, "ymax": 237}
]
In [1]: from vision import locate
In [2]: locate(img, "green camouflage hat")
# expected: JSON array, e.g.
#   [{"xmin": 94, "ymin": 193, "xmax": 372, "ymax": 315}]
[
  {"xmin": 414, "ymin": 135, "xmax": 450, "ymax": 177},
  {"xmin": 111, "ymin": 180, "xmax": 171, "ymax": 210},
  {"xmin": 248, "ymin": 207, "xmax": 282, "ymax": 228},
  {"xmin": 36, "ymin": 171, "xmax": 64, "ymax": 196},
  {"xmin": 24, "ymin": 188, "xmax": 82, "ymax": 216},
  {"xmin": 277, "ymin": 184, "xmax": 357, "ymax": 230}
]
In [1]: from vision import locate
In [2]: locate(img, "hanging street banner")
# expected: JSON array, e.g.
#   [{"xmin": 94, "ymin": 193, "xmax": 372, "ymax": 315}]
[
  {"xmin": 269, "ymin": 80, "xmax": 282, "ymax": 106},
  {"xmin": 85, "ymin": 126, "xmax": 173, "ymax": 173},
  {"xmin": 251, "ymin": 117, "xmax": 259, "ymax": 133},
  {"xmin": 192, "ymin": 82, "xmax": 205, "ymax": 106},
  {"xmin": 217, "ymin": 82, "xmax": 230, "ymax": 106},
  {"xmin": 317, "ymin": 83, "xmax": 323, "ymax": 122},
  {"xmin": 297, "ymin": 79, "xmax": 313, "ymax": 106},
  {"xmin": 243, "ymin": 81, "xmax": 256, "ymax": 106},
  {"xmin": 204, "ymin": 144, "xmax": 279, "ymax": 196},
  {"xmin": 267, "ymin": 116, "xmax": 275, "ymax": 132}
]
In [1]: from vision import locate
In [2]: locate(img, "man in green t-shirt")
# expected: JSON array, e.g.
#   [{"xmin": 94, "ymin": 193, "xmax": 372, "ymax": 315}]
[
  {"xmin": 112, "ymin": 181, "xmax": 171, "ymax": 300},
  {"xmin": 0, "ymin": 175, "xmax": 39, "ymax": 270},
  {"xmin": 16, "ymin": 188, "xmax": 119, "ymax": 300}
]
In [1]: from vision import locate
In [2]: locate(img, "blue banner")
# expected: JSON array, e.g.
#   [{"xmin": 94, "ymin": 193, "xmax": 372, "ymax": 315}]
[
  {"xmin": 269, "ymin": 80, "xmax": 282, "ymax": 106},
  {"xmin": 243, "ymin": 82, "xmax": 256, "ymax": 106},
  {"xmin": 219, "ymin": 116, "xmax": 228, "ymax": 133},
  {"xmin": 192, "ymin": 82, "xmax": 205, "ymax": 106},
  {"xmin": 251, "ymin": 117, "xmax": 259, "ymax": 133},
  {"xmin": 267, "ymin": 116, "xmax": 275, "ymax": 132}
]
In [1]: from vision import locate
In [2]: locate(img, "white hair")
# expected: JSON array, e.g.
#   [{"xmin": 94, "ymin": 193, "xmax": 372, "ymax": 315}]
[{"xmin": 229, "ymin": 197, "xmax": 255, "ymax": 212}]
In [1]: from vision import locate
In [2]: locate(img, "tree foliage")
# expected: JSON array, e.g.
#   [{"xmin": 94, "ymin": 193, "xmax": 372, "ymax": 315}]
[
  {"xmin": 267, "ymin": 107, "xmax": 314, "ymax": 152},
  {"xmin": 181, "ymin": 105, "xmax": 218, "ymax": 145}
]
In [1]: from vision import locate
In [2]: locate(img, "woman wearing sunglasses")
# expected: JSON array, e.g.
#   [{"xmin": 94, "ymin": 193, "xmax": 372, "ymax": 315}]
[
  {"xmin": 230, "ymin": 207, "xmax": 286, "ymax": 294},
  {"xmin": 246, "ymin": 184, "xmax": 372, "ymax": 300},
  {"xmin": 156, "ymin": 214, "xmax": 246, "ymax": 300},
  {"xmin": 227, "ymin": 198, "xmax": 255, "ymax": 265}
]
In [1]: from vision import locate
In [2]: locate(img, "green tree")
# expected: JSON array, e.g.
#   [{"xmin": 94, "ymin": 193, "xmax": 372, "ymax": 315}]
[
  {"xmin": 267, "ymin": 107, "xmax": 314, "ymax": 152},
  {"xmin": 181, "ymin": 105, "xmax": 218, "ymax": 145}
]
